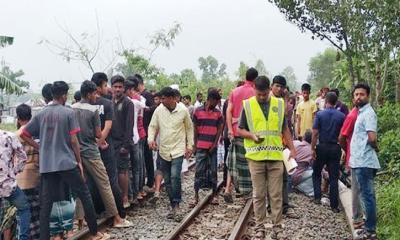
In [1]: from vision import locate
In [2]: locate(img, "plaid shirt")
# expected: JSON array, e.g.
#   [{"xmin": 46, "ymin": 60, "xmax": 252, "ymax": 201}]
[{"xmin": 0, "ymin": 130, "xmax": 27, "ymax": 197}]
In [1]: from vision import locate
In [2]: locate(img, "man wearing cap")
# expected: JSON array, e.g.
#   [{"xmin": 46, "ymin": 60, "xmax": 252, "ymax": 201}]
[
  {"xmin": 270, "ymin": 75, "xmax": 297, "ymax": 218},
  {"xmin": 237, "ymin": 76, "xmax": 296, "ymax": 239}
]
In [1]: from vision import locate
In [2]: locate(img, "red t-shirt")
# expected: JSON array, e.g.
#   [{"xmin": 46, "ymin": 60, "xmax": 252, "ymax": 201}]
[
  {"xmin": 228, "ymin": 81, "xmax": 255, "ymax": 136},
  {"xmin": 340, "ymin": 107, "xmax": 358, "ymax": 166},
  {"xmin": 193, "ymin": 106, "xmax": 223, "ymax": 149}
]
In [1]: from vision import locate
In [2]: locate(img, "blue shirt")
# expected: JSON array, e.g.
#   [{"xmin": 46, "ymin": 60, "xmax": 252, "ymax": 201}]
[
  {"xmin": 313, "ymin": 107, "xmax": 345, "ymax": 144},
  {"xmin": 349, "ymin": 104, "xmax": 380, "ymax": 169}
]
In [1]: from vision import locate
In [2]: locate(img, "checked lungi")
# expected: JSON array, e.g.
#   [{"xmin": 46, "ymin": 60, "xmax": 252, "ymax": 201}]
[
  {"xmin": 194, "ymin": 149, "xmax": 218, "ymax": 193},
  {"xmin": 227, "ymin": 137, "xmax": 252, "ymax": 194}
]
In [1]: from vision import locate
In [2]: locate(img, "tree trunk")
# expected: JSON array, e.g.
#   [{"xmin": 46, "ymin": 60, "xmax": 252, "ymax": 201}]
[
  {"xmin": 375, "ymin": 63, "xmax": 383, "ymax": 106},
  {"xmin": 396, "ymin": 78, "xmax": 400, "ymax": 103}
]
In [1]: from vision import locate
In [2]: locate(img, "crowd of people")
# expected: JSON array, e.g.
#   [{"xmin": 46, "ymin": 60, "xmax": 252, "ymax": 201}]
[{"xmin": 0, "ymin": 68, "xmax": 379, "ymax": 240}]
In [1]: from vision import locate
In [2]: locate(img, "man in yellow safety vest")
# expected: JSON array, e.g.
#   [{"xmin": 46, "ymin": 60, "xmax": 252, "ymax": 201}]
[{"xmin": 237, "ymin": 76, "xmax": 296, "ymax": 240}]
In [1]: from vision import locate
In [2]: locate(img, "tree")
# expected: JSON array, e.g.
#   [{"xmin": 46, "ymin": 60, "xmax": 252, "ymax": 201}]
[
  {"xmin": 255, "ymin": 59, "xmax": 270, "ymax": 77},
  {"xmin": 40, "ymin": 15, "xmax": 118, "ymax": 73},
  {"xmin": 0, "ymin": 36, "xmax": 25, "ymax": 96},
  {"xmin": 198, "ymin": 55, "xmax": 226, "ymax": 83},
  {"xmin": 307, "ymin": 48, "xmax": 338, "ymax": 90},
  {"xmin": 148, "ymin": 22, "xmax": 182, "ymax": 60},
  {"xmin": 116, "ymin": 50, "xmax": 161, "ymax": 80},
  {"xmin": 279, "ymin": 66, "xmax": 298, "ymax": 91},
  {"xmin": 236, "ymin": 61, "xmax": 249, "ymax": 80}
]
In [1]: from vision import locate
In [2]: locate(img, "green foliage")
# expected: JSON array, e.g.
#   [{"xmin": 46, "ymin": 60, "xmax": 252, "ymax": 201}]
[
  {"xmin": 198, "ymin": 55, "xmax": 226, "ymax": 83},
  {"xmin": 0, "ymin": 123, "xmax": 17, "ymax": 132},
  {"xmin": 279, "ymin": 66, "xmax": 298, "ymax": 91},
  {"xmin": 378, "ymin": 130, "xmax": 400, "ymax": 179},
  {"xmin": 236, "ymin": 61, "xmax": 249, "ymax": 80},
  {"xmin": 116, "ymin": 50, "xmax": 161, "ymax": 80},
  {"xmin": 376, "ymin": 178, "xmax": 400, "ymax": 239},
  {"xmin": 0, "ymin": 36, "xmax": 14, "ymax": 48},
  {"xmin": 307, "ymin": 48, "xmax": 338, "ymax": 89}
]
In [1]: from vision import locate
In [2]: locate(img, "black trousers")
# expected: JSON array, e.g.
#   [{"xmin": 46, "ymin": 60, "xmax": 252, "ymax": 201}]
[
  {"xmin": 312, "ymin": 143, "xmax": 341, "ymax": 209},
  {"xmin": 143, "ymin": 141, "xmax": 155, "ymax": 188},
  {"xmin": 223, "ymin": 137, "xmax": 231, "ymax": 184},
  {"xmin": 40, "ymin": 168, "xmax": 97, "ymax": 239},
  {"xmin": 100, "ymin": 143, "xmax": 126, "ymax": 218}
]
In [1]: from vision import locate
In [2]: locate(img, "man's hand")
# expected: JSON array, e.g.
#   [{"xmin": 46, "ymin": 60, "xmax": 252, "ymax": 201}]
[
  {"xmin": 208, "ymin": 145, "xmax": 217, "ymax": 154},
  {"xmin": 97, "ymin": 139, "xmax": 109, "ymax": 150},
  {"xmin": 228, "ymin": 131, "xmax": 234, "ymax": 141},
  {"xmin": 289, "ymin": 148, "xmax": 297, "ymax": 160},
  {"xmin": 120, "ymin": 147, "xmax": 129, "ymax": 154},
  {"xmin": 312, "ymin": 150, "xmax": 317, "ymax": 161},
  {"xmin": 185, "ymin": 148, "xmax": 193, "ymax": 159},
  {"xmin": 149, "ymin": 141, "xmax": 158, "ymax": 150},
  {"xmin": 78, "ymin": 162, "xmax": 86, "ymax": 182}
]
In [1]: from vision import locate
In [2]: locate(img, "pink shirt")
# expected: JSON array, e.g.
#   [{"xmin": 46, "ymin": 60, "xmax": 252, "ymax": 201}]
[{"xmin": 228, "ymin": 80, "xmax": 255, "ymax": 136}]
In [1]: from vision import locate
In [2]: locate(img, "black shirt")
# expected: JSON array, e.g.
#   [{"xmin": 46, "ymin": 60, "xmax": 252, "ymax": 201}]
[
  {"xmin": 239, "ymin": 100, "xmax": 287, "ymax": 132},
  {"xmin": 111, "ymin": 96, "xmax": 135, "ymax": 149},
  {"xmin": 142, "ymin": 89, "xmax": 155, "ymax": 133},
  {"xmin": 94, "ymin": 97, "xmax": 113, "ymax": 130}
]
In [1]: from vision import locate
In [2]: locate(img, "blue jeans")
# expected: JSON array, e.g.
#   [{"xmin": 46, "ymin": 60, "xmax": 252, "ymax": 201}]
[
  {"xmin": 353, "ymin": 168, "xmax": 377, "ymax": 232},
  {"xmin": 160, "ymin": 155, "xmax": 183, "ymax": 208},
  {"xmin": 5, "ymin": 187, "xmax": 31, "ymax": 240},
  {"xmin": 351, "ymin": 169, "xmax": 364, "ymax": 224},
  {"xmin": 130, "ymin": 142, "xmax": 145, "ymax": 198}
]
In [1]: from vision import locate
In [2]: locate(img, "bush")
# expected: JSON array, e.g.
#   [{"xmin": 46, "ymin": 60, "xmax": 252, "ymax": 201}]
[
  {"xmin": 377, "ymin": 178, "xmax": 400, "ymax": 239},
  {"xmin": 377, "ymin": 103, "xmax": 400, "ymax": 135},
  {"xmin": 378, "ymin": 130, "xmax": 400, "ymax": 179}
]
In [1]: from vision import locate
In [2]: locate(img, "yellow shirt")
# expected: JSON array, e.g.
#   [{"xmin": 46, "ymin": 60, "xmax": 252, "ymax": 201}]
[
  {"xmin": 296, "ymin": 99, "xmax": 317, "ymax": 137},
  {"xmin": 148, "ymin": 103, "xmax": 194, "ymax": 161}
]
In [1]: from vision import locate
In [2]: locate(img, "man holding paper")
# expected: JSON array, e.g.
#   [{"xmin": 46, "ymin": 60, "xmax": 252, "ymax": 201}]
[{"xmin": 237, "ymin": 75, "xmax": 296, "ymax": 240}]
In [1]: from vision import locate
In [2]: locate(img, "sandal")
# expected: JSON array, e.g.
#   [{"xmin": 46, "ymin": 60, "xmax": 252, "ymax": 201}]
[
  {"xmin": 91, "ymin": 232, "xmax": 110, "ymax": 240},
  {"xmin": 113, "ymin": 219, "xmax": 133, "ymax": 228},
  {"xmin": 353, "ymin": 221, "xmax": 365, "ymax": 230},
  {"xmin": 252, "ymin": 230, "xmax": 265, "ymax": 240},
  {"xmin": 210, "ymin": 198, "xmax": 219, "ymax": 205}
]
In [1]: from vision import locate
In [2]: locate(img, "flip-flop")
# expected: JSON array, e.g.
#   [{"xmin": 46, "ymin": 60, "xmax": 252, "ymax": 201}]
[
  {"xmin": 188, "ymin": 200, "xmax": 198, "ymax": 208},
  {"xmin": 223, "ymin": 193, "xmax": 233, "ymax": 203},
  {"xmin": 113, "ymin": 219, "xmax": 133, "ymax": 228},
  {"xmin": 92, "ymin": 232, "xmax": 110, "ymax": 240}
]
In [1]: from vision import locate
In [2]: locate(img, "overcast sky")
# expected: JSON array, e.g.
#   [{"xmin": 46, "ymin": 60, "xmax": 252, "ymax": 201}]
[{"xmin": 1, "ymin": 0, "xmax": 330, "ymax": 92}]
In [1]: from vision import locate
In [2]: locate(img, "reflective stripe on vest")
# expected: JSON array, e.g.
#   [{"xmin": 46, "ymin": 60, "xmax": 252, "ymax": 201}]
[{"xmin": 243, "ymin": 96, "xmax": 285, "ymax": 161}]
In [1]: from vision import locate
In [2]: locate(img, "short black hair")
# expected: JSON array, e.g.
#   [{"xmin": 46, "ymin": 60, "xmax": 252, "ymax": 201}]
[
  {"xmin": 330, "ymin": 88, "xmax": 340, "ymax": 97},
  {"xmin": 91, "ymin": 72, "xmax": 108, "ymax": 87},
  {"xmin": 207, "ymin": 89, "xmax": 222, "ymax": 101},
  {"xmin": 74, "ymin": 91, "xmax": 81, "ymax": 102},
  {"xmin": 183, "ymin": 95, "xmax": 191, "ymax": 101},
  {"xmin": 51, "ymin": 81, "xmax": 69, "ymax": 98},
  {"xmin": 246, "ymin": 67, "xmax": 259, "ymax": 81},
  {"xmin": 126, "ymin": 76, "xmax": 140, "ymax": 90},
  {"xmin": 124, "ymin": 80, "xmax": 137, "ymax": 91},
  {"xmin": 172, "ymin": 89, "xmax": 181, "ymax": 97},
  {"xmin": 134, "ymin": 74, "xmax": 144, "ymax": 84},
  {"xmin": 325, "ymin": 92, "xmax": 338, "ymax": 105},
  {"xmin": 304, "ymin": 129, "xmax": 312, "ymax": 144},
  {"xmin": 16, "ymin": 104, "xmax": 32, "ymax": 121},
  {"xmin": 42, "ymin": 83, "xmax": 53, "ymax": 102},
  {"xmin": 301, "ymin": 83, "xmax": 311, "ymax": 92},
  {"xmin": 111, "ymin": 75, "xmax": 125, "ymax": 86},
  {"xmin": 272, "ymin": 75, "xmax": 287, "ymax": 87},
  {"xmin": 254, "ymin": 76, "xmax": 270, "ymax": 91},
  {"xmin": 196, "ymin": 92, "xmax": 203, "ymax": 98},
  {"xmin": 160, "ymin": 87, "xmax": 176, "ymax": 98},
  {"xmin": 352, "ymin": 83, "xmax": 370, "ymax": 96},
  {"xmin": 154, "ymin": 92, "xmax": 161, "ymax": 98},
  {"xmin": 80, "ymin": 80, "xmax": 97, "ymax": 98}
]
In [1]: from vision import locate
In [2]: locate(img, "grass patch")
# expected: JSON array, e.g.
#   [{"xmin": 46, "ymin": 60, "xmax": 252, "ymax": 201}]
[
  {"xmin": 0, "ymin": 123, "xmax": 17, "ymax": 132},
  {"xmin": 377, "ymin": 178, "xmax": 400, "ymax": 239}
]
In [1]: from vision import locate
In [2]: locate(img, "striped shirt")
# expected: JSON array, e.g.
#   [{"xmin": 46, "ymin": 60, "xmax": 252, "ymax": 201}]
[{"xmin": 193, "ymin": 106, "xmax": 223, "ymax": 149}]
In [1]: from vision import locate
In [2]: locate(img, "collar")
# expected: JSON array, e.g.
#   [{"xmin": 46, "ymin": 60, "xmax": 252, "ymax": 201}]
[
  {"xmin": 243, "ymin": 80, "xmax": 255, "ymax": 87},
  {"xmin": 359, "ymin": 103, "xmax": 371, "ymax": 113},
  {"xmin": 162, "ymin": 103, "xmax": 179, "ymax": 113},
  {"xmin": 80, "ymin": 99, "xmax": 90, "ymax": 104}
]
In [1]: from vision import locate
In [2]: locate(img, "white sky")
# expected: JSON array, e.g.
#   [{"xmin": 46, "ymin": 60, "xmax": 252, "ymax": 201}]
[{"xmin": 0, "ymin": 0, "xmax": 330, "ymax": 92}]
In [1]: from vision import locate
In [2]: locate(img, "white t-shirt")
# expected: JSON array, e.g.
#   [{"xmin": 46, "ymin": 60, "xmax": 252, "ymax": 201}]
[{"xmin": 130, "ymin": 96, "xmax": 146, "ymax": 144}]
